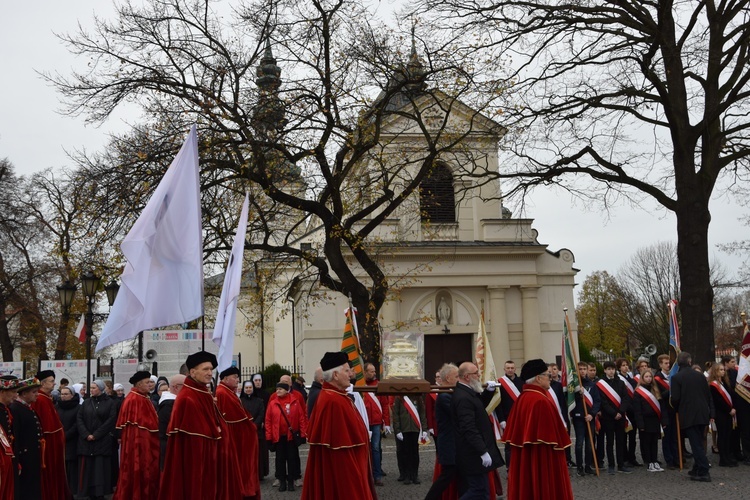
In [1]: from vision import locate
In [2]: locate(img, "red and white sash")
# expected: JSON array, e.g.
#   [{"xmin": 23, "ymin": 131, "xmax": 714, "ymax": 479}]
[
  {"xmin": 596, "ymin": 379, "xmax": 623, "ymax": 408},
  {"xmin": 618, "ymin": 374, "xmax": 634, "ymax": 398},
  {"xmin": 499, "ymin": 376, "xmax": 521, "ymax": 401},
  {"xmin": 490, "ymin": 413, "xmax": 503, "ymax": 442},
  {"xmin": 403, "ymin": 396, "xmax": 422, "ymax": 432},
  {"xmin": 548, "ymin": 389, "xmax": 567, "ymax": 429},
  {"xmin": 633, "ymin": 373, "xmax": 641, "ymax": 384},
  {"xmin": 636, "ymin": 386, "xmax": 662, "ymax": 419},
  {"xmin": 655, "ymin": 373, "xmax": 670, "ymax": 391},
  {"xmin": 583, "ymin": 387, "xmax": 594, "ymax": 409},
  {"xmin": 711, "ymin": 381, "xmax": 734, "ymax": 409},
  {"xmin": 366, "ymin": 392, "xmax": 383, "ymax": 414}
]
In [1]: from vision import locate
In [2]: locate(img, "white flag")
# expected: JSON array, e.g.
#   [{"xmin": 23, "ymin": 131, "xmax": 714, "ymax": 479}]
[
  {"xmin": 212, "ymin": 193, "xmax": 249, "ymax": 371},
  {"xmin": 97, "ymin": 125, "xmax": 204, "ymax": 351}
]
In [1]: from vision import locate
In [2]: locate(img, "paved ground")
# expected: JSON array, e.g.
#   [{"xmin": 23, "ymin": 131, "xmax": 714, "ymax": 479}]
[{"xmin": 257, "ymin": 435, "xmax": 750, "ymax": 499}]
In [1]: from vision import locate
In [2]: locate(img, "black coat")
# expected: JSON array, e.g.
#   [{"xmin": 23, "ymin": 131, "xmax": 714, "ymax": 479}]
[
  {"xmin": 76, "ymin": 394, "xmax": 117, "ymax": 456},
  {"xmin": 157, "ymin": 396, "xmax": 175, "ymax": 469},
  {"xmin": 56, "ymin": 396, "xmax": 80, "ymax": 461},
  {"xmin": 307, "ymin": 381, "xmax": 322, "ymax": 418},
  {"xmin": 496, "ymin": 375, "xmax": 523, "ymax": 422},
  {"xmin": 435, "ymin": 392, "xmax": 456, "ymax": 466},
  {"xmin": 598, "ymin": 376, "xmax": 629, "ymax": 420},
  {"xmin": 632, "ymin": 386, "xmax": 668, "ymax": 433},
  {"xmin": 450, "ymin": 382, "xmax": 503, "ymax": 476},
  {"xmin": 670, "ymin": 365, "xmax": 714, "ymax": 428},
  {"xmin": 10, "ymin": 401, "xmax": 42, "ymax": 500},
  {"xmin": 241, "ymin": 393, "xmax": 265, "ymax": 431}
]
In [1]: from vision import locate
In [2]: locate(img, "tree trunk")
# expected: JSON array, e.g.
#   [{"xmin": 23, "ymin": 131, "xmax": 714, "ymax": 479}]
[
  {"xmin": 55, "ymin": 311, "xmax": 71, "ymax": 360},
  {"xmin": 675, "ymin": 192, "xmax": 714, "ymax": 365},
  {"xmin": 0, "ymin": 302, "xmax": 14, "ymax": 362}
]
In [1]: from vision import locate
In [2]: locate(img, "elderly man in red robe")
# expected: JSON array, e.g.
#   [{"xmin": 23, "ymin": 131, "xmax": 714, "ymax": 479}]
[
  {"xmin": 0, "ymin": 376, "xmax": 17, "ymax": 500},
  {"xmin": 216, "ymin": 366, "xmax": 260, "ymax": 499},
  {"xmin": 32, "ymin": 370, "xmax": 71, "ymax": 500},
  {"xmin": 302, "ymin": 351, "xmax": 377, "ymax": 500},
  {"xmin": 502, "ymin": 359, "xmax": 573, "ymax": 500},
  {"xmin": 160, "ymin": 351, "xmax": 241, "ymax": 500},
  {"xmin": 114, "ymin": 370, "xmax": 160, "ymax": 500}
]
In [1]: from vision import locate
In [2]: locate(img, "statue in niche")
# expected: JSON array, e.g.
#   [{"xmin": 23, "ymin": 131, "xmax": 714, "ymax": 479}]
[{"xmin": 437, "ymin": 297, "xmax": 451, "ymax": 326}]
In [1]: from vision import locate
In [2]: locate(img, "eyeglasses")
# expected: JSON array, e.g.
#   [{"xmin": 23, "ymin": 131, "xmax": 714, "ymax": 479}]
[{"xmin": 539, "ymin": 373, "xmax": 553, "ymax": 379}]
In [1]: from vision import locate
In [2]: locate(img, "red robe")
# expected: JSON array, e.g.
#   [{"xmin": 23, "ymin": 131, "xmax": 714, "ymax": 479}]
[
  {"xmin": 159, "ymin": 376, "xmax": 221, "ymax": 500},
  {"xmin": 114, "ymin": 390, "xmax": 160, "ymax": 500},
  {"xmin": 0, "ymin": 423, "xmax": 13, "ymax": 500},
  {"xmin": 215, "ymin": 382, "xmax": 259, "ymax": 499},
  {"xmin": 301, "ymin": 382, "xmax": 377, "ymax": 500},
  {"xmin": 502, "ymin": 384, "xmax": 573, "ymax": 500},
  {"xmin": 31, "ymin": 391, "xmax": 71, "ymax": 500}
]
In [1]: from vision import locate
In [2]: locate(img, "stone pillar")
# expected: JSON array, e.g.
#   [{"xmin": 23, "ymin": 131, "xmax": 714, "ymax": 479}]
[
  {"xmin": 521, "ymin": 286, "xmax": 542, "ymax": 362},
  {"xmin": 379, "ymin": 297, "xmax": 400, "ymax": 331},
  {"xmin": 488, "ymin": 286, "xmax": 511, "ymax": 361}
]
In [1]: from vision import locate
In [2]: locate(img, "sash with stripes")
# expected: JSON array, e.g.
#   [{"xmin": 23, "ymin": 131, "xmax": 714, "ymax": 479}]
[
  {"xmin": 655, "ymin": 373, "xmax": 670, "ymax": 391},
  {"xmin": 618, "ymin": 374, "xmax": 634, "ymax": 398},
  {"xmin": 403, "ymin": 396, "xmax": 422, "ymax": 432},
  {"xmin": 583, "ymin": 387, "xmax": 594, "ymax": 409},
  {"xmin": 366, "ymin": 391, "xmax": 383, "ymax": 414},
  {"xmin": 499, "ymin": 376, "xmax": 521, "ymax": 401},
  {"xmin": 548, "ymin": 388, "xmax": 567, "ymax": 429},
  {"xmin": 490, "ymin": 413, "xmax": 503, "ymax": 442},
  {"xmin": 711, "ymin": 381, "xmax": 734, "ymax": 409},
  {"xmin": 636, "ymin": 386, "xmax": 661, "ymax": 419},
  {"xmin": 596, "ymin": 379, "xmax": 622, "ymax": 408},
  {"xmin": 633, "ymin": 373, "xmax": 640, "ymax": 384}
]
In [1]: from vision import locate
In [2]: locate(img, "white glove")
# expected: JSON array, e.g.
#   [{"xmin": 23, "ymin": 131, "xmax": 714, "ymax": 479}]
[
  {"xmin": 428, "ymin": 428, "xmax": 435, "ymax": 436},
  {"xmin": 420, "ymin": 431, "xmax": 429, "ymax": 442},
  {"xmin": 481, "ymin": 452, "xmax": 492, "ymax": 468},
  {"xmin": 396, "ymin": 432, "xmax": 404, "ymax": 441},
  {"xmin": 485, "ymin": 381, "xmax": 498, "ymax": 392},
  {"xmin": 383, "ymin": 426, "xmax": 393, "ymax": 435},
  {"xmin": 500, "ymin": 421, "xmax": 507, "ymax": 431}
]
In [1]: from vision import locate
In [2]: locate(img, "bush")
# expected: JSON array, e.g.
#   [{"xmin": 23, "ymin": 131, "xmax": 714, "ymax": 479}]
[{"xmin": 261, "ymin": 363, "xmax": 291, "ymax": 394}]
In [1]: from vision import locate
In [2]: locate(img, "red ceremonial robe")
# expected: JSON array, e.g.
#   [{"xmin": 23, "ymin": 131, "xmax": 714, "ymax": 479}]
[
  {"xmin": 301, "ymin": 382, "xmax": 377, "ymax": 500},
  {"xmin": 158, "ymin": 376, "xmax": 221, "ymax": 500},
  {"xmin": 0, "ymin": 423, "xmax": 13, "ymax": 500},
  {"xmin": 114, "ymin": 390, "xmax": 160, "ymax": 500},
  {"xmin": 502, "ymin": 384, "xmax": 573, "ymax": 500},
  {"xmin": 215, "ymin": 382, "xmax": 259, "ymax": 499},
  {"xmin": 31, "ymin": 391, "xmax": 71, "ymax": 500}
]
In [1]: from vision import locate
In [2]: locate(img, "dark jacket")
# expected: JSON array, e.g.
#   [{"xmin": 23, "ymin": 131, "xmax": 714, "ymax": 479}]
[
  {"xmin": 11, "ymin": 401, "xmax": 42, "ymax": 500},
  {"xmin": 56, "ymin": 395, "xmax": 80, "ymax": 461},
  {"xmin": 670, "ymin": 365, "xmax": 714, "ymax": 428},
  {"xmin": 451, "ymin": 382, "xmax": 503, "ymax": 476},
  {"xmin": 307, "ymin": 381, "xmax": 322, "ymax": 418},
  {"xmin": 632, "ymin": 385, "xmax": 668, "ymax": 433},
  {"xmin": 157, "ymin": 395, "xmax": 176, "ymax": 469},
  {"xmin": 571, "ymin": 377, "xmax": 600, "ymax": 419},
  {"xmin": 435, "ymin": 392, "xmax": 456, "ymax": 466},
  {"xmin": 241, "ymin": 393, "xmax": 265, "ymax": 432},
  {"xmin": 497, "ymin": 375, "xmax": 524, "ymax": 422},
  {"xmin": 76, "ymin": 394, "xmax": 117, "ymax": 456},
  {"xmin": 597, "ymin": 376, "xmax": 629, "ymax": 420}
]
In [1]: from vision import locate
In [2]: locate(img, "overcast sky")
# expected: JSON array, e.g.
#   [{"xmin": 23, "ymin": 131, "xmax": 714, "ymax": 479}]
[{"xmin": 1, "ymin": 1, "xmax": 747, "ymax": 293}]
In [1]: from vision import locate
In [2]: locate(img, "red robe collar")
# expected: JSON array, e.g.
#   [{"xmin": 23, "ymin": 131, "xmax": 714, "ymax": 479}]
[
  {"xmin": 167, "ymin": 375, "xmax": 222, "ymax": 439},
  {"xmin": 216, "ymin": 383, "xmax": 251, "ymax": 424},
  {"xmin": 116, "ymin": 389, "xmax": 158, "ymax": 431}
]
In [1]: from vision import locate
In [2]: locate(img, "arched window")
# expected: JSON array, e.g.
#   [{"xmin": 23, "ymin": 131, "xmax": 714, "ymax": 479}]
[{"xmin": 420, "ymin": 163, "xmax": 455, "ymax": 223}]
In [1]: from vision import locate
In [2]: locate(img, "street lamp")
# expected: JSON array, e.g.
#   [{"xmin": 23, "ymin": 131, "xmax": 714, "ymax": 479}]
[
  {"xmin": 81, "ymin": 271, "xmax": 101, "ymax": 392},
  {"xmin": 287, "ymin": 296, "xmax": 297, "ymax": 374},
  {"xmin": 57, "ymin": 280, "xmax": 77, "ymax": 313}
]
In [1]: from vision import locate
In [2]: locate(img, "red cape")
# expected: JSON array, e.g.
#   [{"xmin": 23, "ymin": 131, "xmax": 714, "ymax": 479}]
[
  {"xmin": 216, "ymin": 382, "xmax": 259, "ymax": 499},
  {"xmin": 158, "ymin": 376, "xmax": 221, "ymax": 500},
  {"xmin": 502, "ymin": 384, "xmax": 573, "ymax": 500},
  {"xmin": 0, "ymin": 424, "xmax": 13, "ymax": 500},
  {"xmin": 32, "ymin": 391, "xmax": 71, "ymax": 500},
  {"xmin": 301, "ymin": 383, "xmax": 377, "ymax": 500},
  {"xmin": 114, "ymin": 390, "xmax": 160, "ymax": 500},
  {"xmin": 431, "ymin": 462, "xmax": 502, "ymax": 499}
]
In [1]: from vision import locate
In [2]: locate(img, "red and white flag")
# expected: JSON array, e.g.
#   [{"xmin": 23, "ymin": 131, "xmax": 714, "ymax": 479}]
[{"xmin": 75, "ymin": 314, "xmax": 86, "ymax": 343}]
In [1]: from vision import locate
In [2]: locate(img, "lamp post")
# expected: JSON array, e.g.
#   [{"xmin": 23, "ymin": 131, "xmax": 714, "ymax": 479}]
[{"xmin": 287, "ymin": 296, "xmax": 296, "ymax": 374}]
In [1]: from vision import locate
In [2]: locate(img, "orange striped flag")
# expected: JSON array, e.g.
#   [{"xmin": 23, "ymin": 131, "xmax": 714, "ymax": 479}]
[{"xmin": 342, "ymin": 307, "xmax": 366, "ymax": 386}]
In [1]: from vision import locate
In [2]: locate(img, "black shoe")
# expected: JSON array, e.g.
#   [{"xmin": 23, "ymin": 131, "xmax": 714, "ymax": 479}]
[
  {"xmin": 687, "ymin": 469, "xmax": 697, "ymax": 477},
  {"xmin": 403, "ymin": 478, "xmax": 413, "ymax": 485},
  {"xmin": 684, "ymin": 451, "xmax": 694, "ymax": 459},
  {"xmin": 584, "ymin": 466, "xmax": 595, "ymax": 475},
  {"xmin": 577, "ymin": 467, "xmax": 585, "ymax": 477},
  {"xmin": 397, "ymin": 475, "xmax": 405, "ymax": 482},
  {"xmin": 631, "ymin": 460, "xmax": 642, "ymax": 467},
  {"xmin": 288, "ymin": 480, "xmax": 295, "ymax": 492},
  {"xmin": 568, "ymin": 460, "xmax": 577, "ymax": 468},
  {"xmin": 691, "ymin": 474, "xmax": 711, "ymax": 482},
  {"xmin": 412, "ymin": 477, "xmax": 421, "ymax": 485},
  {"xmin": 381, "ymin": 471, "xmax": 388, "ymax": 476},
  {"xmin": 279, "ymin": 481, "xmax": 288, "ymax": 492},
  {"xmin": 618, "ymin": 466, "xmax": 633, "ymax": 474}
]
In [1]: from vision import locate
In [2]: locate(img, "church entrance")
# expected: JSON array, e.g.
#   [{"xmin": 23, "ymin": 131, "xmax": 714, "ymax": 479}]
[{"xmin": 423, "ymin": 333, "xmax": 474, "ymax": 383}]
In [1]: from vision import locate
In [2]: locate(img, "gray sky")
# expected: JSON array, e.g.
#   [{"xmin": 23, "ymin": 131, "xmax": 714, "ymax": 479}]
[{"xmin": 1, "ymin": 1, "xmax": 746, "ymax": 290}]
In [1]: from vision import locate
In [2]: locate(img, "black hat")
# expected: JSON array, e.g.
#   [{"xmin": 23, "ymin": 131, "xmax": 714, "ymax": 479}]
[
  {"xmin": 320, "ymin": 351, "xmax": 348, "ymax": 371},
  {"xmin": 129, "ymin": 371, "xmax": 151, "ymax": 386},
  {"xmin": 0, "ymin": 375, "xmax": 18, "ymax": 391},
  {"xmin": 276, "ymin": 382, "xmax": 290, "ymax": 391},
  {"xmin": 185, "ymin": 351, "xmax": 218, "ymax": 370},
  {"xmin": 520, "ymin": 359, "xmax": 548, "ymax": 381},
  {"xmin": 219, "ymin": 366, "xmax": 240, "ymax": 379},
  {"xmin": 36, "ymin": 370, "xmax": 55, "ymax": 381}
]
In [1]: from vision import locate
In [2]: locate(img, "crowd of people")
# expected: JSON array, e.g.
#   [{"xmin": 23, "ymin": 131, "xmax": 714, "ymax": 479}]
[{"xmin": 0, "ymin": 348, "xmax": 747, "ymax": 499}]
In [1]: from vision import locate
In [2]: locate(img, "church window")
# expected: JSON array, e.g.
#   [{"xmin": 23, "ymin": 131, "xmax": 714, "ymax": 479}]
[{"xmin": 419, "ymin": 163, "xmax": 455, "ymax": 223}]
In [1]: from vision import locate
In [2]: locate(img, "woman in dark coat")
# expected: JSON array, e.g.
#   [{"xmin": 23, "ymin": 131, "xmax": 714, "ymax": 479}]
[
  {"xmin": 632, "ymin": 370, "xmax": 668, "ymax": 471},
  {"xmin": 241, "ymin": 379, "xmax": 268, "ymax": 480},
  {"xmin": 251, "ymin": 374, "xmax": 271, "ymax": 478},
  {"xmin": 708, "ymin": 362, "xmax": 739, "ymax": 467},
  {"xmin": 77, "ymin": 379, "xmax": 117, "ymax": 499},
  {"xmin": 56, "ymin": 386, "xmax": 80, "ymax": 495}
]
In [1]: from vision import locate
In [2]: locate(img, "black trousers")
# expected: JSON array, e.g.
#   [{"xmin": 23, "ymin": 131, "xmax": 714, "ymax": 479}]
[
  {"xmin": 424, "ymin": 464, "xmax": 456, "ymax": 500},
  {"xmin": 274, "ymin": 436, "xmax": 300, "ymax": 481},
  {"xmin": 398, "ymin": 432, "xmax": 420, "ymax": 479},
  {"xmin": 624, "ymin": 410, "xmax": 638, "ymax": 462},
  {"xmin": 715, "ymin": 412, "xmax": 735, "ymax": 465},
  {"xmin": 638, "ymin": 430, "xmax": 659, "ymax": 464},
  {"xmin": 597, "ymin": 418, "xmax": 625, "ymax": 467}
]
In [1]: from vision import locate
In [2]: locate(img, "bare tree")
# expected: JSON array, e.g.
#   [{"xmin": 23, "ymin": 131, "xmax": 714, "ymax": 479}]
[
  {"xmin": 421, "ymin": 0, "xmax": 750, "ymax": 363},
  {"xmin": 49, "ymin": 0, "xmax": 506, "ymax": 362}
]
